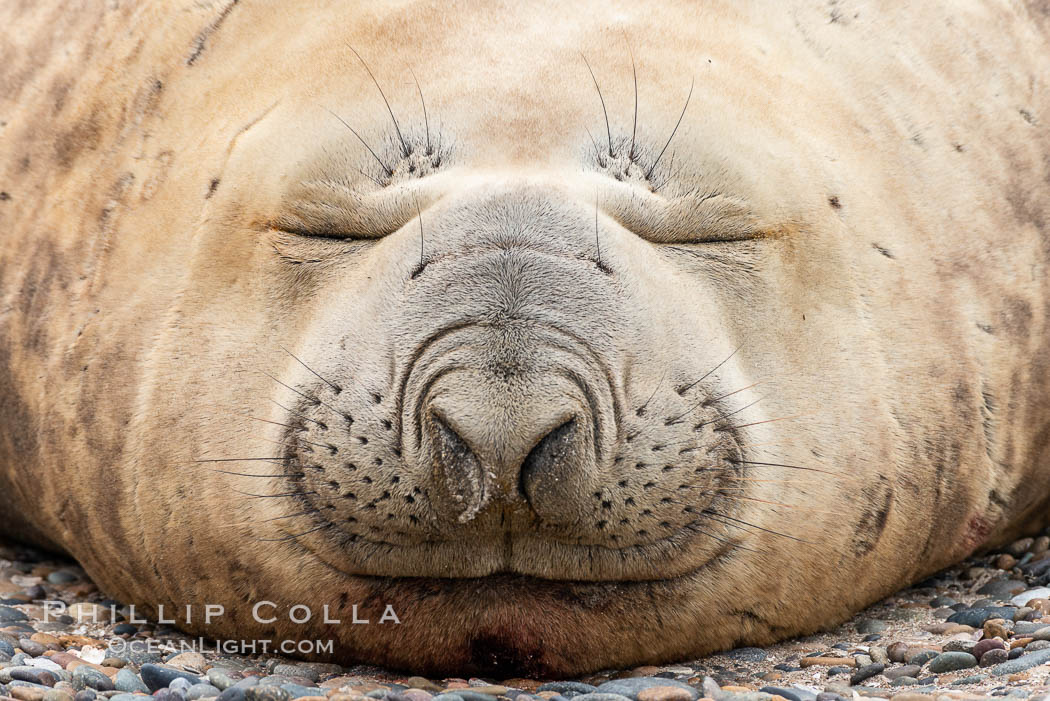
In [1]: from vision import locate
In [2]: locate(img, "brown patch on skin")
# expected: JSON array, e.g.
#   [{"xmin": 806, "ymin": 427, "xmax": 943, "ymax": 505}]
[
  {"xmin": 960, "ymin": 513, "xmax": 993, "ymax": 555},
  {"xmin": 998, "ymin": 297, "xmax": 1034, "ymax": 340},
  {"xmin": 53, "ymin": 111, "xmax": 103, "ymax": 169},
  {"xmin": 49, "ymin": 77, "xmax": 71, "ymax": 114},
  {"xmin": 186, "ymin": 0, "xmax": 239, "ymax": 66},
  {"xmin": 849, "ymin": 475, "xmax": 894, "ymax": 556},
  {"xmin": 871, "ymin": 242, "xmax": 894, "ymax": 258},
  {"xmin": 0, "ymin": 344, "xmax": 52, "ymax": 550}
]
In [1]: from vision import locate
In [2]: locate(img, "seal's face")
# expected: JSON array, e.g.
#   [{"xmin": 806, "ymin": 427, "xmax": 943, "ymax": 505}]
[
  {"xmin": 93, "ymin": 1, "xmax": 1031, "ymax": 676},
  {"xmin": 148, "ymin": 48, "xmax": 856, "ymax": 672}
]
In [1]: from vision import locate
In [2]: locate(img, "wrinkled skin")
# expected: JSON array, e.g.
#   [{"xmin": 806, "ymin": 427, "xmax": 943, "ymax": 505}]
[{"xmin": 2, "ymin": 0, "xmax": 1050, "ymax": 677}]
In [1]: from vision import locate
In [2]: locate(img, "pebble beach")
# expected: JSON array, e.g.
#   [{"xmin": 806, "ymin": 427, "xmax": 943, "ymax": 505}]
[{"xmin": 5, "ymin": 535, "xmax": 1050, "ymax": 701}]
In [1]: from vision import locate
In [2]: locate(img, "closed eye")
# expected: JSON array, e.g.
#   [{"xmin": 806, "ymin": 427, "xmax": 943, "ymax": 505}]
[
  {"xmin": 271, "ymin": 179, "xmax": 426, "ymax": 241},
  {"xmin": 599, "ymin": 181, "xmax": 775, "ymax": 245}
]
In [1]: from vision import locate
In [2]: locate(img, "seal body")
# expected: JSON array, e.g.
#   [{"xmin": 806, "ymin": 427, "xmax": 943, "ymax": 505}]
[{"xmin": 2, "ymin": 0, "xmax": 1050, "ymax": 676}]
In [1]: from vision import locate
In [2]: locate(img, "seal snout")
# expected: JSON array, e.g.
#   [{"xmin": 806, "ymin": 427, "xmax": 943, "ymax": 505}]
[
  {"xmin": 426, "ymin": 385, "xmax": 594, "ymax": 524},
  {"xmin": 418, "ymin": 356, "xmax": 603, "ymax": 529}
]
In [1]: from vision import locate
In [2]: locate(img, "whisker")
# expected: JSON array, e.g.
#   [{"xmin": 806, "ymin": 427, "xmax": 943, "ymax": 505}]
[
  {"xmin": 280, "ymin": 346, "xmax": 342, "ymax": 394},
  {"xmin": 683, "ymin": 523, "xmax": 758, "ymax": 553},
  {"xmin": 232, "ymin": 489, "xmax": 315, "ymax": 499},
  {"xmin": 665, "ymin": 381, "xmax": 763, "ymax": 426},
  {"xmin": 195, "ymin": 457, "xmax": 294, "ymax": 463},
  {"xmin": 322, "ymin": 107, "xmax": 392, "ymax": 176},
  {"xmin": 700, "ymin": 509, "xmax": 814, "ymax": 544},
  {"xmin": 716, "ymin": 413, "xmax": 809, "ymax": 432},
  {"xmin": 584, "ymin": 127, "xmax": 602, "ymax": 160},
  {"xmin": 244, "ymin": 415, "xmax": 296, "ymax": 430},
  {"xmin": 646, "ymin": 77, "xmax": 693, "ymax": 180},
  {"xmin": 677, "ymin": 342, "xmax": 741, "ymax": 396},
  {"xmin": 410, "ymin": 67, "xmax": 431, "ymax": 154},
  {"xmin": 581, "ymin": 53, "xmax": 613, "ymax": 157},
  {"xmin": 416, "ymin": 193, "xmax": 424, "ymax": 270},
  {"xmin": 211, "ymin": 470, "xmax": 301, "ymax": 478},
  {"xmin": 624, "ymin": 31, "xmax": 638, "ymax": 160},
  {"xmin": 267, "ymin": 399, "xmax": 328, "ymax": 429},
  {"xmin": 651, "ymin": 150, "xmax": 679, "ymax": 191},
  {"xmin": 594, "ymin": 188, "xmax": 602, "ymax": 269},
  {"xmin": 636, "ymin": 368, "xmax": 667, "ymax": 416},
  {"xmin": 693, "ymin": 396, "xmax": 765, "ymax": 430},
  {"xmin": 257, "ymin": 523, "xmax": 333, "ymax": 543},
  {"xmin": 258, "ymin": 433, "xmax": 332, "ymax": 451},
  {"xmin": 355, "ymin": 167, "xmax": 382, "ymax": 186},
  {"xmin": 262, "ymin": 510, "xmax": 319, "ymax": 523},
  {"xmin": 728, "ymin": 459, "xmax": 833, "ymax": 475},
  {"xmin": 347, "ymin": 45, "xmax": 409, "ymax": 157},
  {"xmin": 261, "ymin": 370, "xmax": 344, "ymax": 416},
  {"xmin": 215, "ymin": 509, "xmax": 320, "ymax": 529}
]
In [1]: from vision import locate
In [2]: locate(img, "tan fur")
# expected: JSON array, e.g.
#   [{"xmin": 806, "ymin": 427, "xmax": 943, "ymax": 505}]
[{"xmin": 2, "ymin": 0, "xmax": 1050, "ymax": 676}]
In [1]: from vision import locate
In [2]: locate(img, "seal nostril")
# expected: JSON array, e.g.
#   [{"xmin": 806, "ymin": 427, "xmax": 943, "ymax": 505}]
[
  {"xmin": 520, "ymin": 419, "xmax": 578, "ymax": 503},
  {"xmin": 431, "ymin": 414, "xmax": 487, "ymax": 523}
]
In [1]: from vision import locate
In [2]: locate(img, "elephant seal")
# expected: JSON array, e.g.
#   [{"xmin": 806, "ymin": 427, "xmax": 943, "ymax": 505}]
[{"xmin": 2, "ymin": 0, "xmax": 1050, "ymax": 677}]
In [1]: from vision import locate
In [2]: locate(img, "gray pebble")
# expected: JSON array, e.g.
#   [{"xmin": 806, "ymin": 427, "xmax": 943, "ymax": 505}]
[
  {"xmin": 449, "ymin": 693, "xmax": 502, "ymax": 701},
  {"xmin": 724, "ymin": 647, "xmax": 767, "ymax": 663},
  {"xmin": 0, "ymin": 606, "xmax": 28, "ymax": 622},
  {"xmin": 187, "ymin": 683, "xmax": 222, "ymax": 699},
  {"xmin": 905, "ymin": 650, "xmax": 939, "ymax": 667},
  {"xmin": 883, "ymin": 665, "xmax": 920, "ymax": 681},
  {"xmin": 951, "ymin": 674, "xmax": 988, "ymax": 685},
  {"xmin": 570, "ymin": 695, "xmax": 633, "ymax": 701},
  {"xmin": 8, "ymin": 666, "xmax": 59, "ymax": 687},
  {"xmin": 279, "ymin": 685, "xmax": 319, "ymax": 700},
  {"xmin": 207, "ymin": 669, "xmax": 238, "ymax": 691},
  {"xmin": 271, "ymin": 667, "xmax": 319, "ymax": 684},
  {"xmin": 946, "ymin": 606, "xmax": 1016, "ymax": 628},
  {"xmin": 139, "ymin": 664, "xmax": 203, "ymax": 693},
  {"xmin": 536, "ymin": 684, "xmax": 599, "ymax": 697},
  {"xmin": 977, "ymin": 579, "xmax": 1027, "ymax": 598},
  {"xmin": 854, "ymin": 620, "xmax": 887, "ymax": 634},
  {"xmin": 73, "ymin": 666, "xmax": 115, "ymax": 692},
  {"xmin": 849, "ymin": 663, "xmax": 884, "ymax": 686},
  {"xmin": 991, "ymin": 647, "xmax": 1050, "ymax": 675},
  {"xmin": 172, "ymin": 679, "xmax": 195, "ymax": 692},
  {"xmin": 942, "ymin": 640, "xmax": 976, "ymax": 653},
  {"xmin": 46, "ymin": 571, "xmax": 79, "ymax": 585},
  {"xmin": 927, "ymin": 651, "xmax": 977, "ymax": 673},
  {"xmin": 114, "ymin": 669, "xmax": 148, "ymax": 694},
  {"xmin": 18, "ymin": 639, "xmax": 47, "ymax": 657},
  {"xmin": 244, "ymin": 688, "xmax": 292, "ymax": 701},
  {"xmin": 980, "ymin": 648, "xmax": 1010, "ymax": 667}
]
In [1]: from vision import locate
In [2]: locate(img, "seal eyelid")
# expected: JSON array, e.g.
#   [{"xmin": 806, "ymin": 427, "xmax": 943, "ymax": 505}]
[
  {"xmin": 270, "ymin": 179, "xmax": 432, "ymax": 241},
  {"xmin": 601, "ymin": 184, "xmax": 770, "ymax": 245}
]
